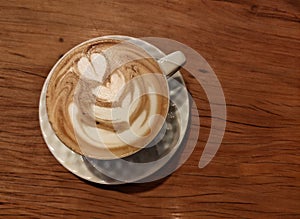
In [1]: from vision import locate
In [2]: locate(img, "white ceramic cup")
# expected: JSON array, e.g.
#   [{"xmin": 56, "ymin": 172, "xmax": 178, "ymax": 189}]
[{"xmin": 43, "ymin": 36, "xmax": 186, "ymax": 160}]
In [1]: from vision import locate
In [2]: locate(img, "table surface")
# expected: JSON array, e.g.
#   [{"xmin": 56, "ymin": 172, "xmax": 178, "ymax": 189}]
[{"xmin": 1, "ymin": 0, "xmax": 300, "ymax": 218}]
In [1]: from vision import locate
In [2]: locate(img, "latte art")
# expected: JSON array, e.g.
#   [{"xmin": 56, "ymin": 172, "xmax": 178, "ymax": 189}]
[{"xmin": 46, "ymin": 39, "xmax": 169, "ymax": 159}]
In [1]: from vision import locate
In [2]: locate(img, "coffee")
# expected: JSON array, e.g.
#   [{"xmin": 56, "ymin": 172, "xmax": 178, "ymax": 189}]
[{"xmin": 46, "ymin": 38, "xmax": 169, "ymax": 159}]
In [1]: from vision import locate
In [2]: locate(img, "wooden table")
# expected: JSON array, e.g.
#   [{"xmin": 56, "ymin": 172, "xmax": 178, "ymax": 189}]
[{"xmin": 1, "ymin": 0, "xmax": 299, "ymax": 218}]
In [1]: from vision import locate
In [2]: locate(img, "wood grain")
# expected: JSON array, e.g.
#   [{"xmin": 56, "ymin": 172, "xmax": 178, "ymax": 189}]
[{"xmin": 1, "ymin": 0, "xmax": 300, "ymax": 218}]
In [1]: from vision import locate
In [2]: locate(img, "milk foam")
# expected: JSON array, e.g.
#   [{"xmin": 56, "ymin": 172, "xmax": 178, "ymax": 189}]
[{"xmin": 46, "ymin": 39, "xmax": 169, "ymax": 159}]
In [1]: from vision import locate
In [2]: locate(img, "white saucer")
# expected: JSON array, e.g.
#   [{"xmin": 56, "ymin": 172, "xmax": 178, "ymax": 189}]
[{"xmin": 39, "ymin": 35, "xmax": 190, "ymax": 184}]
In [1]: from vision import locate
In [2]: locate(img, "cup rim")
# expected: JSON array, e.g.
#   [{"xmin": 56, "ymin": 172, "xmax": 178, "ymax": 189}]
[{"xmin": 44, "ymin": 35, "xmax": 171, "ymax": 160}]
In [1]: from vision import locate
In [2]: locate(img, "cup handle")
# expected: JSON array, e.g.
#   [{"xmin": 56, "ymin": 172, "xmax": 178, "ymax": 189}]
[{"xmin": 158, "ymin": 51, "xmax": 186, "ymax": 78}]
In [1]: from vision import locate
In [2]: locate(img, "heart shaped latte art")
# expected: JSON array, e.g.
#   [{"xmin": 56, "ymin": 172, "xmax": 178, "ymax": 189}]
[{"xmin": 46, "ymin": 39, "xmax": 169, "ymax": 159}]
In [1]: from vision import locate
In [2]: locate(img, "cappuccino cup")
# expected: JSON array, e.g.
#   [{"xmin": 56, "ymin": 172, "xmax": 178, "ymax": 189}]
[{"xmin": 46, "ymin": 36, "xmax": 185, "ymax": 160}]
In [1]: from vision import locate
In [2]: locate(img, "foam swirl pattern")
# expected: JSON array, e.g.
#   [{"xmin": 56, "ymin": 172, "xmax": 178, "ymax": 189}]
[{"xmin": 46, "ymin": 39, "xmax": 169, "ymax": 159}]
